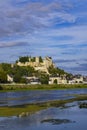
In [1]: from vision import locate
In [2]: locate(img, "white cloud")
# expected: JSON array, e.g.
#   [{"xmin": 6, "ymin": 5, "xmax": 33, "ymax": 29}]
[
  {"xmin": 0, "ymin": 0, "xmax": 74, "ymax": 40},
  {"xmin": 0, "ymin": 0, "xmax": 87, "ymax": 75},
  {"xmin": 39, "ymin": 25, "xmax": 87, "ymax": 45}
]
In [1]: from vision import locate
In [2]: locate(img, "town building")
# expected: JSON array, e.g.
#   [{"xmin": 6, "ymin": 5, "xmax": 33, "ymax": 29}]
[
  {"xmin": 24, "ymin": 76, "xmax": 41, "ymax": 84},
  {"xmin": 7, "ymin": 74, "xmax": 13, "ymax": 83},
  {"xmin": 49, "ymin": 76, "xmax": 67, "ymax": 84},
  {"xmin": 73, "ymin": 75, "xmax": 84, "ymax": 83}
]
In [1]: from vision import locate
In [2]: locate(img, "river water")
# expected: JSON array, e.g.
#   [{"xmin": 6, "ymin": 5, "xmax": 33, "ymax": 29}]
[
  {"xmin": 0, "ymin": 88, "xmax": 87, "ymax": 130},
  {"xmin": 0, "ymin": 88, "xmax": 87, "ymax": 106}
]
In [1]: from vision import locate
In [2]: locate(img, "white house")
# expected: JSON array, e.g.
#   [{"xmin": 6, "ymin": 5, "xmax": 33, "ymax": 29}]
[
  {"xmin": 73, "ymin": 76, "xmax": 84, "ymax": 83},
  {"xmin": 49, "ymin": 76, "xmax": 67, "ymax": 84},
  {"xmin": 7, "ymin": 74, "xmax": 13, "ymax": 82},
  {"xmin": 24, "ymin": 76, "xmax": 41, "ymax": 84}
]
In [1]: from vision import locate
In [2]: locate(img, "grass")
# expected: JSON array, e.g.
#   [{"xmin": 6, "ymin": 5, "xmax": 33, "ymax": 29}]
[
  {"xmin": 0, "ymin": 94, "xmax": 87, "ymax": 117},
  {"xmin": 0, "ymin": 84, "xmax": 87, "ymax": 92},
  {"xmin": 0, "ymin": 84, "xmax": 87, "ymax": 117},
  {"xmin": 0, "ymin": 104, "xmax": 46, "ymax": 117}
]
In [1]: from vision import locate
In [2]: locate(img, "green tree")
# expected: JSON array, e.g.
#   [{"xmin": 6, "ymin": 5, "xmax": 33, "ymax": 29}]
[
  {"xmin": 26, "ymin": 66, "xmax": 35, "ymax": 76},
  {"xmin": 19, "ymin": 56, "xmax": 29, "ymax": 63},
  {"xmin": 1, "ymin": 63, "xmax": 12, "ymax": 74},
  {"xmin": 0, "ymin": 85, "xmax": 3, "ymax": 90},
  {"xmin": 13, "ymin": 73, "xmax": 22, "ymax": 83},
  {"xmin": 0, "ymin": 70, "xmax": 7, "ymax": 83},
  {"xmin": 31, "ymin": 57, "xmax": 35, "ymax": 62},
  {"xmin": 39, "ymin": 73, "xmax": 49, "ymax": 84},
  {"xmin": 1, "ymin": 63, "xmax": 11, "ymax": 71},
  {"xmin": 12, "ymin": 65, "xmax": 36, "ymax": 83},
  {"xmin": 10, "ymin": 65, "xmax": 35, "ymax": 76},
  {"xmin": 48, "ymin": 65, "xmax": 66, "ymax": 76},
  {"xmin": 39, "ymin": 56, "xmax": 43, "ymax": 62},
  {"xmin": 20, "ymin": 78, "xmax": 27, "ymax": 84}
]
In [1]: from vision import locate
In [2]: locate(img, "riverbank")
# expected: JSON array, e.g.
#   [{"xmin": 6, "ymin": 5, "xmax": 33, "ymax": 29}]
[
  {"xmin": 0, "ymin": 94, "xmax": 87, "ymax": 117},
  {"xmin": 0, "ymin": 84, "xmax": 87, "ymax": 92}
]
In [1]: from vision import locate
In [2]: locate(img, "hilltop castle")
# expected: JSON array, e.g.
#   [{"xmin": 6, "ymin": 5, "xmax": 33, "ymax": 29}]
[{"xmin": 16, "ymin": 56, "xmax": 55, "ymax": 74}]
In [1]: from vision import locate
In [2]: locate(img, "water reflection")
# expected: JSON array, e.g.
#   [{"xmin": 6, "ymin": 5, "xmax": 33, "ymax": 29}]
[
  {"xmin": 0, "ymin": 102, "xmax": 87, "ymax": 130},
  {"xmin": 41, "ymin": 118, "xmax": 74, "ymax": 125},
  {"xmin": 0, "ymin": 89, "xmax": 87, "ymax": 106}
]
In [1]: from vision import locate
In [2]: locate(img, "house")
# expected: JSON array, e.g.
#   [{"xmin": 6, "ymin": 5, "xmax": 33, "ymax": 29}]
[
  {"xmin": 49, "ymin": 76, "xmax": 67, "ymax": 84},
  {"xmin": 83, "ymin": 76, "xmax": 87, "ymax": 84},
  {"xmin": 73, "ymin": 75, "xmax": 84, "ymax": 83},
  {"xmin": 30, "ymin": 79, "xmax": 41, "ymax": 85},
  {"xmin": 68, "ymin": 80, "xmax": 75, "ymax": 84},
  {"xmin": 24, "ymin": 76, "xmax": 41, "ymax": 84},
  {"xmin": 7, "ymin": 74, "xmax": 13, "ymax": 83}
]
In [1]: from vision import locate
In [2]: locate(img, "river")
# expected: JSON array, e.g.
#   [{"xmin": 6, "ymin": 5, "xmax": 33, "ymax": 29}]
[{"xmin": 0, "ymin": 88, "xmax": 87, "ymax": 130}]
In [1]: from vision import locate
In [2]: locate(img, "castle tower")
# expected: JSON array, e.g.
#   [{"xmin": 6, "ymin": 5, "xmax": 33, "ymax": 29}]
[
  {"xmin": 44, "ymin": 57, "xmax": 53, "ymax": 68},
  {"xmin": 11, "ymin": 64, "xmax": 14, "ymax": 68},
  {"xmin": 29, "ymin": 57, "xmax": 31, "ymax": 62},
  {"xmin": 36, "ymin": 57, "xmax": 39, "ymax": 63}
]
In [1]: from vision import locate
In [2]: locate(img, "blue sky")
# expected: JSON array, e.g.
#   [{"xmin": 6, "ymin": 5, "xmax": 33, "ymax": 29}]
[{"xmin": 0, "ymin": 0, "xmax": 87, "ymax": 75}]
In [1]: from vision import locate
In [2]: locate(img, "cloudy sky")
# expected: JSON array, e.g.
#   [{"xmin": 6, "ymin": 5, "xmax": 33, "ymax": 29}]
[{"xmin": 0, "ymin": 0, "xmax": 87, "ymax": 75}]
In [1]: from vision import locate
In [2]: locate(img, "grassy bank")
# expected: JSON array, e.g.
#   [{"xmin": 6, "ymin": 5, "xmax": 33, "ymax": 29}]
[
  {"xmin": 0, "ymin": 94, "xmax": 87, "ymax": 117},
  {"xmin": 0, "ymin": 84, "xmax": 87, "ymax": 92}
]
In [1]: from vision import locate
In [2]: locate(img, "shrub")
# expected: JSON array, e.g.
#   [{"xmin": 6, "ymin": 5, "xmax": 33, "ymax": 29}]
[
  {"xmin": 19, "ymin": 56, "xmax": 29, "ymax": 63},
  {"xmin": 0, "ymin": 85, "xmax": 3, "ymax": 90}
]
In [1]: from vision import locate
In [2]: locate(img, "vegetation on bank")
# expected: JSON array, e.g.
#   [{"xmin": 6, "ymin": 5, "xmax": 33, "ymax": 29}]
[
  {"xmin": 0, "ymin": 56, "xmax": 72, "ymax": 84},
  {"xmin": 0, "ymin": 94, "xmax": 87, "ymax": 117},
  {"xmin": 0, "ymin": 63, "xmax": 37, "ymax": 83},
  {"xmin": 0, "ymin": 84, "xmax": 87, "ymax": 92}
]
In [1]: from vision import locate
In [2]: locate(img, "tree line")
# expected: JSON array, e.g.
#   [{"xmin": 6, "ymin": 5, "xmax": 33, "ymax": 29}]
[{"xmin": 0, "ymin": 62, "xmax": 72, "ymax": 84}]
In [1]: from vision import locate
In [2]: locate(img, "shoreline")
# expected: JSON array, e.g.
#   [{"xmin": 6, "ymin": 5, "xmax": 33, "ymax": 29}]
[
  {"xmin": 0, "ymin": 84, "xmax": 87, "ymax": 92},
  {"xmin": 0, "ymin": 94, "xmax": 87, "ymax": 117}
]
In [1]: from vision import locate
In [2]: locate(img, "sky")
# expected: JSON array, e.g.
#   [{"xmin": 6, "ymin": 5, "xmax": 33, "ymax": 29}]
[{"xmin": 0, "ymin": 0, "xmax": 87, "ymax": 75}]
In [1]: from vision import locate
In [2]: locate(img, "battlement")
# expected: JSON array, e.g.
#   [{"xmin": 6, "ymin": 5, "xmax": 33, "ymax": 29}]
[{"xmin": 16, "ymin": 56, "xmax": 55, "ymax": 74}]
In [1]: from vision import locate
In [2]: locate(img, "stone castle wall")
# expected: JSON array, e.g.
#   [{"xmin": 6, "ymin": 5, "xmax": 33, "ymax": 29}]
[{"xmin": 17, "ymin": 56, "xmax": 54, "ymax": 74}]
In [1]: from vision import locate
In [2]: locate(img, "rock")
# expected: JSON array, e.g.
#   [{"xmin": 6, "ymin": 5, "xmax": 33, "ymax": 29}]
[
  {"xmin": 41, "ymin": 118, "xmax": 74, "ymax": 125},
  {"xmin": 18, "ymin": 112, "xmax": 29, "ymax": 118},
  {"xmin": 79, "ymin": 102, "xmax": 87, "ymax": 108}
]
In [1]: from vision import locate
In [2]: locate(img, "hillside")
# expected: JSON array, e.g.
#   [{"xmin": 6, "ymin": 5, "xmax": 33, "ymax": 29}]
[{"xmin": 0, "ymin": 56, "xmax": 70, "ymax": 84}]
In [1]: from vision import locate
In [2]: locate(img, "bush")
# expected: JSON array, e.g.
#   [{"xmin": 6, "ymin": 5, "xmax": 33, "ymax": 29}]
[
  {"xmin": 39, "ymin": 74, "xmax": 49, "ymax": 84},
  {"xmin": 0, "ymin": 70, "xmax": 7, "ymax": 83},
  {"xmin": 31, "ymin": 57, "xmax": 35, "ymax": 62},
  {"xmin": 0, "ymin": 85, "xmax": 3, "ymax": 90},
  {"xmin": 19, "ymin": 56, "xmax": 29, "ymax": 63},
  {"xmin": 39, "ymin": 56, "xmax": 43, "ymax": 62}
]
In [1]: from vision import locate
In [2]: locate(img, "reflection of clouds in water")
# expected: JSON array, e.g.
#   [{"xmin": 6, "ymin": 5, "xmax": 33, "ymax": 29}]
[
  {"xmin": 0, "ymin": 107, "xmax": 70, "ymax": 127},
  {"xmin": 0, "ymin": 89, "xmax": 87, "ymax": 107},
  {"xmin": 0, "ymin": 102, "xmax": 87, "ymax": 130}
]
